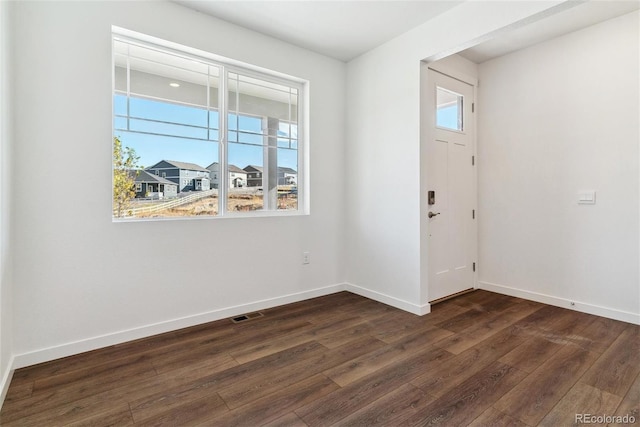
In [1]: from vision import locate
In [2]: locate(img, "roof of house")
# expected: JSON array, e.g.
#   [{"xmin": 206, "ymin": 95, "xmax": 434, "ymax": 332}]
[
  {"xmin": 130, "ymin": 170, "xmax": 178, "ymax": 186},
  {"xmin": 241, "ymin": 165, "xmax": 297, "ymax": 174},
  {"xmin": 147, "ymin": 160, "xmax": 209, "ymax": 172},
  {"xmin": 228, "ymin": 164, "xmax": 246, "ymax": 174},
  {"xmin": 207, "ymin": 163, "xmax": 250, "ymax": 174},
  {"xmin": 244, "ymin": 165, "xmax": 263, "ymax": 173},
  {"xmin": 278, "ymin": 167, "xmax": 297, "ymax": 174}
]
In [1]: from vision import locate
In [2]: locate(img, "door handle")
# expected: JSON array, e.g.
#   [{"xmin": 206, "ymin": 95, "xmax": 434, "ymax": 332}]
[{"xmin": 428, "ymin": 211, "xmax": 440, "ymax": 218}]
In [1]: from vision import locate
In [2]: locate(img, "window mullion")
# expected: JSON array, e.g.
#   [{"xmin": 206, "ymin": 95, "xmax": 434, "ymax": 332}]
[
  {"xmin": 262, "ymin": 118, "xmax": 270, "ymax": 211},
  {"xmin": 265, "ymin": 117, "xmax": 278, "ymax": 211},
  {"xmin": 220, "ymin": 66, "xmax": 228, "ymax": 216},
  {"xmin": 297, "ymin": 90, "xmax": 304, "ymax": 211},
  {"xmin": 126, "ymin": 43, "xmax": 131, "ymax": 132}
]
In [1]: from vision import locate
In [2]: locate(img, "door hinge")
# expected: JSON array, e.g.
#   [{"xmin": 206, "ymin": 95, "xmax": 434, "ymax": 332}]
[
  {"xmin": 472, "ymin": 156, "xmax": 475, "ymax": 166},
  {"xmin": 472, "ymin": 209, "xmax": 475, "ymax": 219},
  {"xmin": 473, "ymin": 262, "xmax": 476, "ymax": 272},
  {"xmin": 472, "ymin": 103, "xmax": 475, "ymax": 113}
]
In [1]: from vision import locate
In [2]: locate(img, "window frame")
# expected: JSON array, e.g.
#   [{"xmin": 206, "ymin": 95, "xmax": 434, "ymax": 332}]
[
  {"xmin": 112, "ymin": 29, "xmax": 307, "ymax": 220},
  {"xmin": 221, "ymin": 67, "xmax": 303, "ymax": 216}
]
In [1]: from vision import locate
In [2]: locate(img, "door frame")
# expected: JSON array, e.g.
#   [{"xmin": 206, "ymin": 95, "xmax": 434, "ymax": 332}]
[{"xmin": 419, "ymin": 59, "xmax": 478, "ymax": 310}]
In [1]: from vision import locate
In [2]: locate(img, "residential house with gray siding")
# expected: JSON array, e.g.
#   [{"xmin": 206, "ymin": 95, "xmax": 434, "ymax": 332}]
[
  {"xmin": 243, "ymin": 165, "xmax": 263, "ymax": 187},
  {"xmin": 243, "ymin": 165, "xmax": 296, "ymax": 187},
  {"xmin": 130, "ymin": 170, "xmax": 178, "ymax": 199},
  {"xmin": 278, "ymin": 167, "xmax": 297, "ymax": 186},
  {"xmin": 146, "ymin": 160, "xmax": 210, "ymax": 193}
]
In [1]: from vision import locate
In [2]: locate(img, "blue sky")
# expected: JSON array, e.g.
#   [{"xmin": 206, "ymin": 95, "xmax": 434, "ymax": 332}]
[
  {"xmin": 114, "ymin": 95, "xmax": 297, "ymax": 170},
  {"xmin": 437, "ymin": 105, "xmax": 460, "ymax": 131}
]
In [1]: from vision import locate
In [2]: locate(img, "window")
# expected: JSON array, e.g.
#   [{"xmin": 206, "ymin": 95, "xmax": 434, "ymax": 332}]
[
  {"xmin": 112, "ymin": 32, "xmax": 305, "ymax": 220},
  {"xmin": 135, "ymin": 183, "xmax": 142, "ymax": 192},
  {"xmin": 436, "ymin": 86, "xmax": 463, "ymax": 132},
  {"xmin": 227, "ymin": 77, "xmax": 299, "ymax": 212}
]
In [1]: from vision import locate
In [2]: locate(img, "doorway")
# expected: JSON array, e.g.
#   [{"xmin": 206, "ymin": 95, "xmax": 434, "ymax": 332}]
[{"xmin": 425, "ymin": 67, "xmax": 477, "ymax": 302}]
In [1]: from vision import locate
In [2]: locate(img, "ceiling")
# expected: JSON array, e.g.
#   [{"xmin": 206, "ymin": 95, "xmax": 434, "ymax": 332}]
[
  {"xmin": 458, "ymin": 1, "xmax": 640, "ymax": 64},
  {"xmin": 173, "ymin": 1, "xmax": 463, "ymax": 62},
  {"xmin": 174, "ymin": 1, "xmax": 640, "ymax": 64}
]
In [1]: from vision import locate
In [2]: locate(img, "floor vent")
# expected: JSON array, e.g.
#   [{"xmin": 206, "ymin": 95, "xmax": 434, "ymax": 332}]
[{"xmin": 230, "ymin": 311, "xmax": 264, "ymax": 323}]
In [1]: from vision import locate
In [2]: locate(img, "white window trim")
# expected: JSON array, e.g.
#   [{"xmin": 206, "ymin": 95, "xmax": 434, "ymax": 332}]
[{"xmin": 112, "ymin": 27, "xmax": 308, "ymax": 220}]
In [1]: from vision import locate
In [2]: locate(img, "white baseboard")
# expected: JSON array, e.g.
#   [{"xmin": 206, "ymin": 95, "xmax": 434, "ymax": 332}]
[
  {"xmin": 344, "ymin": 282, "xmax": 430, "ymax": 315},
  {"xmin": 10, "ymin": 282, "xmax": 430, "ymax": 371},
  {"xmin": 12, "ymin": 284, "xmax": 346, "ymax": 369},
  {"xmin": 478, "ymin": 281, "xmax": 640, "ymax": 325},
  {"xmin": 0, "ymin": 356, "xmax": 14, "ymax": 408}
]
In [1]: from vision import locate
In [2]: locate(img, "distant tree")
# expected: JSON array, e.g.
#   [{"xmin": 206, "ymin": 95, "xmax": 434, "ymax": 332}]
[{"xmin": 113, "ymin": 136, "xmax": 140, "ymax": 218}]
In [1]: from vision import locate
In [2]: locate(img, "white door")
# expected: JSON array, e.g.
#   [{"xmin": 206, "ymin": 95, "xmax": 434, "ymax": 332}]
[{"xmin": 427, "ymin": 69, "xmax": 476, "ymax": 302}]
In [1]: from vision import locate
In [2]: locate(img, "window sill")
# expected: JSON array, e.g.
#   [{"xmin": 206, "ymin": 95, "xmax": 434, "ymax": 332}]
[{"xmin": 112, "ymin": 209, "xmax": 309, "ymax": 223}]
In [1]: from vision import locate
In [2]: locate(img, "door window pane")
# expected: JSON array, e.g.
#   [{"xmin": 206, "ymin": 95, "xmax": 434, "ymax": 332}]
[{"xmin": 436, "ymin": 87, "xmax": 463, "ymax": 131}]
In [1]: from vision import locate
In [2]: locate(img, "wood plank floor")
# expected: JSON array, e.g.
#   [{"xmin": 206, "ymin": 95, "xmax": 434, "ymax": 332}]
[{"xmin": 1, "ymin": 290, "xmax": 638, "ymax": 426}]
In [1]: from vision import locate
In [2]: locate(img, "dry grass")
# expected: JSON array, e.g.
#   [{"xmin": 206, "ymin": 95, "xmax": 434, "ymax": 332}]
[{"xmin": 136, "ymin": 193, "xmax": 297, "ymax": 218}]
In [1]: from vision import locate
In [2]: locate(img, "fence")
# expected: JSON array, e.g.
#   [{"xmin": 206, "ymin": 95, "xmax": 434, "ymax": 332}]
[{"xmin": 115, "ymin": 189, "xmax": 217, "ymax": 217}]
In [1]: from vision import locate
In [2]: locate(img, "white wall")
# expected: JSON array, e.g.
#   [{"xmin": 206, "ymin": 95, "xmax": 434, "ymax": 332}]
[
  {"xmin": 9, "ymin": 0, "xmax": 629, "ymax": 376},
  {"xmin": 477, "ymin": 11, "xmax": 640, "ymax": 323},
  {"xmin": 0, "ymin": 0, "xmax": 15, "ymax": 399},
  {"xmin": 345, "ymin": 1, "xmax": 566, "ymax": 312},
  {"xmin": 11, "ymin": 1, "xmax": 346, "ymax": 366}
]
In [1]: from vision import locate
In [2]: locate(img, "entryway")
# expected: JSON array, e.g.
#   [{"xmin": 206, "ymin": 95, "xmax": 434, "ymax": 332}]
[{"xmin": 424, "ymin": 66, "xmax": 477, "ymax": 303}]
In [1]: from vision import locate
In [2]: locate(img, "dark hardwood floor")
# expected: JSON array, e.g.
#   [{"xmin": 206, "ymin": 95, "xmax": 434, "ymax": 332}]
[{"xmin": 1, "ymin": 290, "xmax": 638, "ymax": 426}]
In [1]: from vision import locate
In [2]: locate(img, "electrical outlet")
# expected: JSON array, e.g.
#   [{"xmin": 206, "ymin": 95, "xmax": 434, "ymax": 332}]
[{"xmin": 302, "ymin": 251, "xmax": 310, "ymax": 265}]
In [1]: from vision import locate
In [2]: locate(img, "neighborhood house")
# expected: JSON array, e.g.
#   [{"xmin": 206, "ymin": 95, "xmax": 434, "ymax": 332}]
[
  {"xmin": 243, "ymin": 165, "xmax": 298, "ymax": 187},
  {"xmin": 146, "ymin": 160, "xmax": 211, "ymax": 193},
  {"xmin": 243, "ymin": 165, "xmax": 263, "ymax": 187},
  {"xmin": 130, "ymin": 170, "xmax": 178, "ymax": 199},
  {"xmin": 128, "ymin": 160, "xmax": 298, "ymax": 200},
  {"xmin": 278, "ymin": 167, "xmax": 297, "ymax": 186},
  {"xmin": 207, "ymin": 162, "xmax": 248, "ymax": 188}
]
